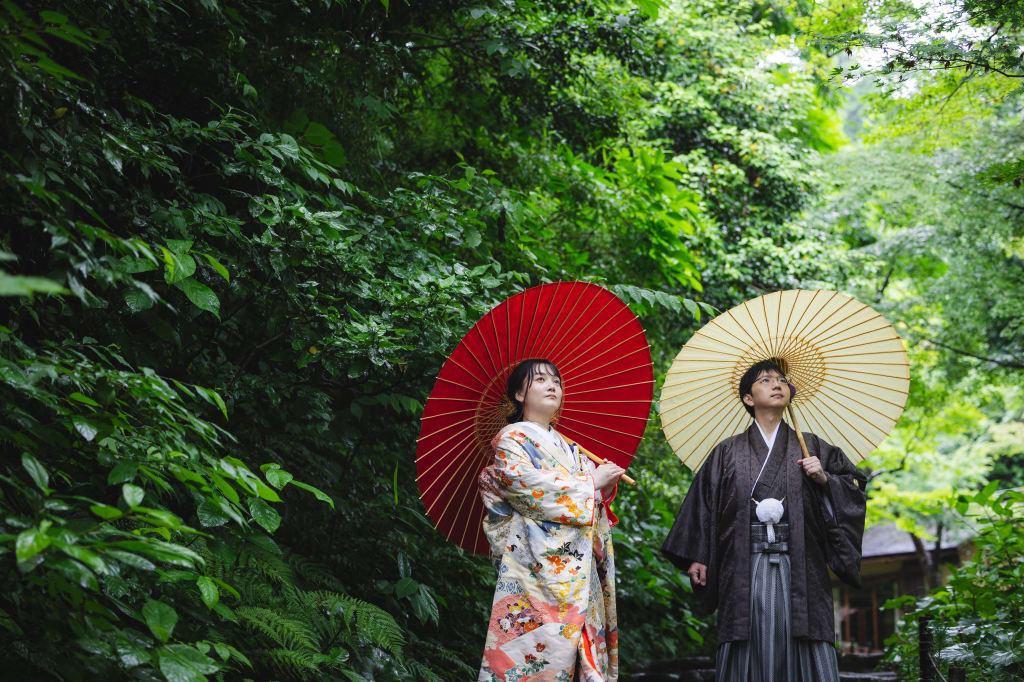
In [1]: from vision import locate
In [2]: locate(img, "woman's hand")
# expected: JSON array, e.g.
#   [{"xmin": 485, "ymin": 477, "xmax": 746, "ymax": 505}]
[{"xmin": 592, "ymin": 461, "xmax": 625, "ymax": 493}]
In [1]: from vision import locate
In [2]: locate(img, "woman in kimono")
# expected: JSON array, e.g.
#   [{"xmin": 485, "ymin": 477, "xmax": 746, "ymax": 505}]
[{"xmin": 478, "ymin": 358, "xmax": 625, "ymax": 682}]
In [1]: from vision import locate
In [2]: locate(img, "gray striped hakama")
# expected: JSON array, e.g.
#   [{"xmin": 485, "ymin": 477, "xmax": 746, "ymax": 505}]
[{"xmin": 715, "ymin": 524, "xmax": 840, "ymax": 682}]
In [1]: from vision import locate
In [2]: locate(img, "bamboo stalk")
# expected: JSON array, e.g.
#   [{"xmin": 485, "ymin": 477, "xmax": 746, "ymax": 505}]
[
  {"xmin": 577, "ymin": 444, "xmax": 637, "ymax": 486},
  {"xmin": 787, "ymin": 404, "xmax": 812, "ymax": 460}
]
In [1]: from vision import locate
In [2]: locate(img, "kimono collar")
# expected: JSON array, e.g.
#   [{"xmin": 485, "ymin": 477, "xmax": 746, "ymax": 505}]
[
  {"xmin": 746, "ymin": 421, "xmax": 791, "ymax": 499},
  {"xmin": 514, "ymin": 421, "xmax": 580, "ymax": 473},
  {"xmin": 754, "ymin": 419, "xmax": 782, "ymax": 452}
]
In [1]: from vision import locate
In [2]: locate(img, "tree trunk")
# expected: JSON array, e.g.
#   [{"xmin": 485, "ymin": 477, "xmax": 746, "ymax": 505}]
[{"xmin": 909, "ymin": 524, "xmax": 943, "ymax": 592}]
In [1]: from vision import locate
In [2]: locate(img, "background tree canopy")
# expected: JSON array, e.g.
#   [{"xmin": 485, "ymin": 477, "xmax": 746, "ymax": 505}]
[{"xmin": 0, "ymin": 0, "xmax": 1021, "ymax": 680}]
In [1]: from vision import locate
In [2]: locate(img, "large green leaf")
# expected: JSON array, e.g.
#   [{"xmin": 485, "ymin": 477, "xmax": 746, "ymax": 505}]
[
  {"xmin": 90, "ymin": 504, "xmax": 123, "ymax": 520},
  {"xmin": 260, "ymin": 463, "xmax": 293, "ymax": 489},
  {"xmin": 289, "ymin": 480, "xmax": 335, "ymax": 509},
  {"xmin": 323, "ymin": 140, "xmax": 347, "ymax": 166},
  {"xmin": 196, "ymin": 498, "xmax": 230, "ymax": 527},
  {"xmin": 198, "ymin": 253, "xmax": 229, "ymax": 282},
  {"xmin": 395, "ymin": 576, "xmax": 418, "ymax": 599},
  {"xmin": 178, "ymin": 278, "xmax": 220, "ymax": 317},
  {"xmin": 0, "ymin": 272, "xmax": 68, "ymax": 296},
  {"xmin": 15, "ymin": 528, "xmax": 50, "ymax": 564},
  {"xmin": 248, "ymin": 498, "xmax": 280, "ymax": 533},
  {"xmin": 106, "ymin": 550, "xmax": 156, "ymax": 571},
  {"xmin": 157, "ymin": 644, "xmax": 220, "ymax": 681},
  {"xmin": 72, "ymin": 416, "xmax": 99, "ymax": 441},
  {"xmin": 142, "ymin": 600, "xmax": 178, "ymax": 643},
  {"xmin": 410, "ymin": 585, "xmax": 440, "ymax": 625},
  {"xmin": 122, "ymin": 483, "xmax": 145, "ymax": 508},
  {"xmin": 162, "ymin": 250, "xmax": 196, "ymax": 284},
  {"xmin": 21, "ymin": 453, "xmax": 51, "ymax": 494},
  {"xmin": 304, "ymin": 121, "xmax": 334, "ymax": 145},
  {"xmin": 196, "ymin": 576, "xmax": 219, "ymax": 609}
]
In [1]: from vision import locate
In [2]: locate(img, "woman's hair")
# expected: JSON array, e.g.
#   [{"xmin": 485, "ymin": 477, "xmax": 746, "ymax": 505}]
[
  {"xmin": 738, "ymin": 358, "xmax": 796, "ymax": 418},
  {"xmin": 506, "ymin": 358, "xmax": 562, "ymax": 424}
]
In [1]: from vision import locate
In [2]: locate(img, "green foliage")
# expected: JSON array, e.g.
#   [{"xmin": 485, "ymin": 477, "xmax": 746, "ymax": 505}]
[
  {"xmin": 650, "ymin": 0, "xmax": 850, "ymax": 307},
  {"xmin": 805, "ymin": 3, "xmax": 1024, "ymax": 674},
  {"xmin": 612, "ymin": 458, "xmax": 712, "ymax": 659},
  {"xmin": 0, "ymin": 0, "xmax": 861, "ymax": 677},
  {"xmin": 809, "ymin": 0, "xmax": 1024, "ymax": 94},
  {"xmin": 882, "ymin": 486, "xmax": 1024, "ymax": 682}
]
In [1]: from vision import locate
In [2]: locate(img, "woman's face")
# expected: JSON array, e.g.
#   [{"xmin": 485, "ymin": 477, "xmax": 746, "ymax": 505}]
[{"xmin": 515, "ymin": 365, "xmax": 562, "ymax": 421}]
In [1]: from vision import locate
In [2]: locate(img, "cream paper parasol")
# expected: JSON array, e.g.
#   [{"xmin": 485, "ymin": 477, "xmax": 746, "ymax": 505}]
[{"xmin": 660, "ymin": 289, "xmax": 909, "ymax": 470}]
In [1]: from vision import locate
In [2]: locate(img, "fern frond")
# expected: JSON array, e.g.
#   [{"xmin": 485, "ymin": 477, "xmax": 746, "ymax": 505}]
[
  {"xmin": 410, "ymin": 635, "xmax": 475, "ymax": 676},
  {"xmin": 354, "ymin": 602, "xmax": 405, "ymax": 655},
  {"xmin": 281, "ymin": 587, "xmax": 346, "ymax": 640},
  {"xmin": 334, "ymin": 593, "xmax": 361, "ymax": 629},
  {"xmin": 279, "ymin": 582, "xmax": 307, "ymax": 609},
  {"xmin": 237, "ymin": 606, "xmax": 320, "ymax": 651},
  {"xmin": 244, "ymin": 551, "xmax": 292, "ymax": 584},
  {"xmin": 302, "ymin": 589, "xmax": 348, "ymax": 616},
  {"xmin": 197, "ymin": 542, "xmax": 233, "ymax": 583},
  {"xmin": 289, "ymin": 555, "xmax": 347, "ymax": 593},
  {"xmin": 237, "ymin": 580, "xmax": 275, "ymax": 606},
  {"xmin": 407, "ymin": 659, "xmax": 445, "ymax": 682},
  {"xmin": 260, "ymin": 647, "xmax": 323, "ymax": 676},
  {"xmin": 435, "ymin": 650, "xmax": 474, "ymax": 675}
]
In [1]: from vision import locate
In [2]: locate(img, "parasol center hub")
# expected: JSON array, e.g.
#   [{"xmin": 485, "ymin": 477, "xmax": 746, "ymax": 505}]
[{"xmin": 733, "ymin": 337, "xmax": 826, "ymax": 405}]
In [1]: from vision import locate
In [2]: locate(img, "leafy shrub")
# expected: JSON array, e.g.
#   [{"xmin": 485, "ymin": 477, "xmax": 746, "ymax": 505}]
[{"xmin": 883, "ymin": 483, "xmax": 1024, "ymax": 682}]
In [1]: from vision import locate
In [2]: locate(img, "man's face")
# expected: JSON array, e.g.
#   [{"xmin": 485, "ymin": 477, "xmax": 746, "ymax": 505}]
[{"xmin": 742, "ymin": 370, "xmax": 791, "ymax": 412}]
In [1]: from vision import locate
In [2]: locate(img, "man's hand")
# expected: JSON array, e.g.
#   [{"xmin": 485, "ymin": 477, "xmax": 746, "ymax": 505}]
[
  {"xmin": 798, "ymin": 456, "xmax": 829, "ymax": 486},
  {"xmin": 593, "ymin": 461, "xmax": 624, "ymax": 495},
  {"xmin": 687, "ymin": 561, "xmax": 707, "ymax": 587}
]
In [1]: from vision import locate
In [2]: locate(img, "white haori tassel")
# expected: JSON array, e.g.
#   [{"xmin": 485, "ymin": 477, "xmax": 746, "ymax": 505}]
[{"xmin": 755, "ymin": 497, "xmax": 784, "ymax": 543}]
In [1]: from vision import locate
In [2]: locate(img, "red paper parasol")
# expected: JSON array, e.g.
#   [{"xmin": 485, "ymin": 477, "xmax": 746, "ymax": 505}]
[{"xmin": 416, "ymin": 281, "xmax": 654, "ymax": 555}]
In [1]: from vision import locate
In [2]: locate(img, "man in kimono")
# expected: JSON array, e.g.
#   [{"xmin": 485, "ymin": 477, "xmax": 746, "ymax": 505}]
[
  {"xmin": 662, "ymin": 359, "xmax": 867, "ymax": 681},
  {"xmin": 478, "ymin": 358, "xmax": 625, "ymax": 682}
]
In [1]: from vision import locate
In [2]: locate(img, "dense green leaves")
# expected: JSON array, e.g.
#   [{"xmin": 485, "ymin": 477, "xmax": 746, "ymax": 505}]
[
  {"xmin": 1, "ymin": 0, "xmax": 739, "ymax": 676},
  {"xmin": 8, "ymin": 0, "xmax": 1016, "ymax": 679},
  {"xmin": 882, "ymin": 489, "xmax": 1024, "ymax": 681},
  {"xmin": 807, "ymin": 2, "xmax": 1024, "ymax": 676}
]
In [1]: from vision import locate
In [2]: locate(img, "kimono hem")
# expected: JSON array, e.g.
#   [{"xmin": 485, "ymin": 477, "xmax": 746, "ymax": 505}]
[{"xmin": 715, "ymin": 523, "xmax": 841, "ymax": 681}]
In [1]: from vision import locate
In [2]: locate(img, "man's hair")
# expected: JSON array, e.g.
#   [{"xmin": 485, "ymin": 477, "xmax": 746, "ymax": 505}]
[
  {"xmin": 506, "ymin": 358, "xmax": 562, "ymax": 424},
  {"xmin": 738, "ymin": 359, "xmax": 792, "ymax": 418}
]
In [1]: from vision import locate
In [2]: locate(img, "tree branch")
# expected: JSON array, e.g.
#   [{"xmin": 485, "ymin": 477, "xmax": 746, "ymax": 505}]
[
  {"xmin": 866, "ymin": 453, "xmax": 908, "ymax": 487},
  {"xmin": 876, "ymin": 266, "xmax": 894, "ymax": 303},
  {"xmin": 226, "ymin": 331, "xmax": 288, "ymax": 390},
  {"xmin": 884, "ymin": 45, "xmax": 1024, "ymax": 79},
  {"xmin": 945, "ymin": 180, "xmax": 1024, "ymax": 212},
  {"xmin": 938, "ymin": 71, "xmax": 978, "ymax": 114},
  {"xmin": 924, "ymin": 337, "xmax": 1024, "ymax": 369},
  {"xmin": 910, "ymin": 532, "xmax": 935, "ymax": 592},
  {"xmin": 984, "ymin": 22, "xmax": 1005, "ymax": 44}
]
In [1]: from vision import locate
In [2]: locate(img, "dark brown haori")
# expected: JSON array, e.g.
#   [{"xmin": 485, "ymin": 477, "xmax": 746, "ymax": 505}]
[{"xmin": 662, "ymin": 422, "xmax": 867, "ymax": 643}]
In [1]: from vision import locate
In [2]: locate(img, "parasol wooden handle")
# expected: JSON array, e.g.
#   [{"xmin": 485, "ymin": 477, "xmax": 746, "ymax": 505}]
[
  {"xmin": 786, "ymin": 404, "xmax": 811, "ymax": 460},
  {"xmin": 577, "ymin": 445, "xmax": 637, "ymax": 486}
]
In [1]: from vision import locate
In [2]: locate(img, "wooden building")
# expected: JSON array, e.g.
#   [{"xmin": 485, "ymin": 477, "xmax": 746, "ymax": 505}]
[{"xmin": 831, "ymin": 523, "xmax": 973, "ymax": 653}]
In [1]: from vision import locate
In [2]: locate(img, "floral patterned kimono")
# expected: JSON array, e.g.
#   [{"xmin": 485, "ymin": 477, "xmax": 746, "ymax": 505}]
[{"xmin": 477, "ymin": 421, "xmax": 618, "ymax": 682}]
